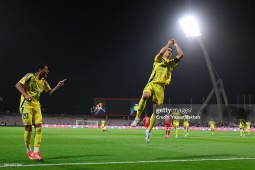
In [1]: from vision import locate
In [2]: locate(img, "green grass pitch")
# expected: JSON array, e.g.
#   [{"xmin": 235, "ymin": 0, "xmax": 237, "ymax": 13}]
[{"xmin": 0, "ymin": 127, "xmax": 254, "ymax": 170}]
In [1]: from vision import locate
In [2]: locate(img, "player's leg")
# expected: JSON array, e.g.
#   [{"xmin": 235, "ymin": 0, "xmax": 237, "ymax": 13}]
[
  {"xmin": 184, "ymin": 126, "xmax": 187, "ymax": 137},
  {"xmin": 175, "ymin": 124, "xmax": 179, "ymax": 138},
  {"xmin": 168, "ymin": 123, "xmax": 171, "ymax": 137},
  {"xmin": 33, "ymin": 107, "xmax": 43, "ymax": 160},
  {"xmin": 145, "ymin": 112, "xmax": 156, "ymax": 143},
  {"xmin": 166, "ymin": 125, "xmax": 170, "ymax": 138},
  {"xmin": 146, "ymin": 84, "xmax": 164, "ymax": 143},
  {"xmin": 20, "ymin": 107, "xmax": 36, "ymax": 160},
  {"xmin": 186, "ymin": 123, "xmax": 189, "ymax": 135},
  {"xmin": 165, "ymin": 125, "xmax": 168, "ymax": 138},
  {"xmin": 131, "ymin": 85, "xmax": 152, "ymax": 126},
  {"xmin": 147, "ymin": 84, "xmax": 164, "ymax": 132}
]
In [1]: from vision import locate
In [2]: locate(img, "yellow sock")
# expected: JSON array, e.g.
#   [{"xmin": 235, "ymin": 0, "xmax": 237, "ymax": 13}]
[
  {"xmin": 34, "ymin": 127, "xmax": 42, "ymax": 148},
  {"xmin": 184, "ymin": 129, "xmax": 187, "ymax": 135},
  {"xmin": 175, "ymin": 127, "xmax": 178, "ymax": 136},
  {"xmin": 24, "ymin": 130, "xmax": 32, "ymax": 150},
  {"xmin": 135, "ymin": 98, "xmax": 146, "ymax": 119},
  {"xmin": 147, "ymin": 113, "xmax": 156, "ymax": 132}
]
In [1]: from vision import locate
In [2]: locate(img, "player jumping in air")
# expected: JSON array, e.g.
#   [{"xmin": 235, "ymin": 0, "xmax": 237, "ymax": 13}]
[{"xmin": 131, "ymin": 38, "xmax": 184, "ymax": 143}]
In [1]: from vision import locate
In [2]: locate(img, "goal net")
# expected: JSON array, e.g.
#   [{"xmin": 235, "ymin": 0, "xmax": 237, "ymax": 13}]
[{"xmin": 76, "ymin": 120, "xmax": 99, "ymax": 128}]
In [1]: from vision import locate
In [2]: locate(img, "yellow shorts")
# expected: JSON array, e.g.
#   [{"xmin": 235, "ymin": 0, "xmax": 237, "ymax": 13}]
[
  {"xmin": 184, "ymin": 122, "xmax": 189, "ymax": 127},
  {"xmin": 144, "ymin": 83, "xmax": 165, "ymax": 105},
  {"xmin": 173, "ymin": 121, "xmax": 179, "ymax": 127},
  {"xmin": 19, "ymin": 107, "xmax": 42, "ymax": 125}
]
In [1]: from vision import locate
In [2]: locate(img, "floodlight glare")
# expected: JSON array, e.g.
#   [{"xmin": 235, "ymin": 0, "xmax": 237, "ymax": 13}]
[
  {"xmin": 179, "ymin": 16, "xmax": 201, "ymax": 37},
  {"xmin": 178, "ymin": 16, "xmax": 228, "ymax": 121}
]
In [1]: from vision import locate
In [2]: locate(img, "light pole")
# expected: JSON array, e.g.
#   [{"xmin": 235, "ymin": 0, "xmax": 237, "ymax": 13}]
[{"xmin": 179, "ymin": 16, "xmax": 228, "ymax": 121}]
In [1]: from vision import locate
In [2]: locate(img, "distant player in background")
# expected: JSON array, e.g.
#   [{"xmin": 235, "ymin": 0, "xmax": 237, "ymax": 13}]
[
  {"xmin": 239, "ymin": 119, "xmax": 245, "ymax": 137},
  {"xmin": 208, "ymin": 119, "xmax": 215, "ymax": 135},
  {"xmin": 15, "ymin": 64, "xmax": 66, "ymax": 161},
  {"xmin": 130, "ymin": 38, "xmax": 184, "ymax": 143},
  {"xmin": 246, "ymin": 121, "xmax": 251, "ymax": 135},
  {"xmin": 183, "ymin": 114, "xmax": 189, "ymax": 137},
  {"xmin": 101, "ymin": 119, "xmax": 108, "ymax": 132},
  {"xmin": 164, "ymin": 113, "xmax": 172, "ymax": 138},
  {"xmin": 143, "ymin": 114, "xmax": 150, "ymax": 129},
  {"xmin": 172, "ymin": 112, "xmax": 180, "ymax": 138}
]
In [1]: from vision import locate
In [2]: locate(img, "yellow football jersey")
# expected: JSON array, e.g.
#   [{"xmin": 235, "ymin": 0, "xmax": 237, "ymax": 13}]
[
  {"xmin": 209, "ymin": 121, "xmax": 215, "ymax": 128},
  {"xmin": 101, "ymin": 120, "xmax": 105, "ymax": 126},
  {"xmin": 172, "ymin": 112, "xmax": 180, "ymax": 124},
  {"xmin": 148, "ymin": 55, "xmax": 178, "ymax": 85},
  {"xmin": 19, "ymin": 73, "xmax": 51, "ymax": 108},
  {"xmin": 239, "ymin": 122, "xmax": 245, "ymax": 129},
  {"xmin": 183, "ymin": 115, "xmax": 189, "ymax": 123},
  {"xmin": 246, "ymin": 122, "xmax": 251, "ymax": 129}
]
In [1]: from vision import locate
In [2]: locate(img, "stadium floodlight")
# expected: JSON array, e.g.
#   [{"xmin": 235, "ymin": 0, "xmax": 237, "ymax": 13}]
[
  {"xmin": 179, "ymin": 16, "xmax": 228, "ymax": 121},
  {"xmin": 179, "ymin": 16, "xmax": 201, "ymax": 37}
]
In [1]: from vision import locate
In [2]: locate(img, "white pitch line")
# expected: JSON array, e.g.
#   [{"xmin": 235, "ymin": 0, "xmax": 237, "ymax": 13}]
[{"xmin": 1, "ymin": 157, "xmax": 255, "ymax": 168}]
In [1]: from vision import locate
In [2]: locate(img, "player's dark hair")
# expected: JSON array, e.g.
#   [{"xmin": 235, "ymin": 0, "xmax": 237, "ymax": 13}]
[{"xmin": 35, "ymin": 63, "xmax": 47, "ymax": 72}]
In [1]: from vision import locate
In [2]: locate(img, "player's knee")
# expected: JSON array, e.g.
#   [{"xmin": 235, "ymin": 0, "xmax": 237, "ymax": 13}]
[
  {"xmin": 34, "ymin": 124, "xmax": 42, "ymax": 128},
  {"xmin": 142, "ymin": 92, "xmax": 150, "ymax": 100},
  {"xmin": 142, "ymin": 95, "xmax": 149, "ymax": 100},
  {"xmin": 25, "ymin": 125, "xmax": 32, "ymax": 131}
]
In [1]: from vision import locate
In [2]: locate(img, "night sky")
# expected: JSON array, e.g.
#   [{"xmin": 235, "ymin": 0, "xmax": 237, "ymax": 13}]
[{"xmin": 0, "ymin": 0, "xmax": 254, "ymax": 115}]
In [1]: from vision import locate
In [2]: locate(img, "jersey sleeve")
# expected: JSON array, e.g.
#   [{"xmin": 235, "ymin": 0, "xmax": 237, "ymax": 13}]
[
  {"xmin": 154, "ymin": 54, "xmax": 163, "ymax": 63},
  {"xmin": 44, "ymin": 80, "xmax": 52, "ymax": 93},
  {"xmin": 19, "ymin": 73, "xmax": 33, "ymax": 85}
]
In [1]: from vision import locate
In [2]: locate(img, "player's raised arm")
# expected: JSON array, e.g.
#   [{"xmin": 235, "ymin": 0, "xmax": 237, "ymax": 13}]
[
  {"xmin": 155, "ymin": 39, "xmax": 174, "ymax": 61},
  {"xmin": 49, "ymin": 79, "xmax": 67, "ymax": 95},
  {"xmin": 173, "ymin": 39, "xmax": 184, "ymax": 60}
]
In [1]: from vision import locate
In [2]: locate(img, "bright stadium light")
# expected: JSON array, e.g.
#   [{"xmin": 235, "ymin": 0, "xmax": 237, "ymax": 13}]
[
  {"xmin": 179, "ymin": 16, "xmax": 201, "ymax": 37},
  {"xmin": 179, "ymin": 16, "xmax": 228, "ymax": 121}
]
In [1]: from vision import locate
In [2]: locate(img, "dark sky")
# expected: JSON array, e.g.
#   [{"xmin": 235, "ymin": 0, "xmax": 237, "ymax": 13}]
[{"xmin": 0, "ymin": 0, "xmax": 254, "ymax": 115}]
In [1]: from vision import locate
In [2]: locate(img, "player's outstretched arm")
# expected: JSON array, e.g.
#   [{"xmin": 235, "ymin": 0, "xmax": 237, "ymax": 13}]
[
  {"xmin": 173, "ymin": 39, "xmax": 184, "ymax": 60},
  {"xmin": 49, "ymin": 79, "xmax": 67, "ymax": 95}
]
